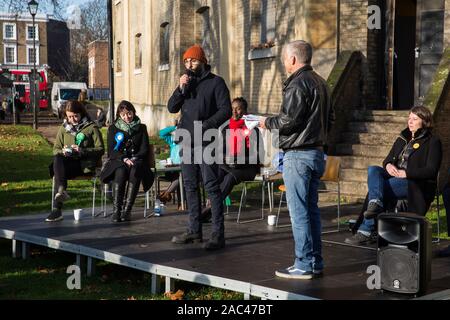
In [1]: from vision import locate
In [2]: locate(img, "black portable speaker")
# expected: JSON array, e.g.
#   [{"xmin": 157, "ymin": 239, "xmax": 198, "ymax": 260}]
[{"xmin": 377, "ymin": 213, "xmax": 432, "ymax": 295}]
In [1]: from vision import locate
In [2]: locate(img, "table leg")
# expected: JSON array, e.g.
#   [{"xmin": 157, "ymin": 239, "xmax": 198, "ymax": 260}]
[{"xmin": 179, "ymin": 172, "xmax": 185, "ymax": 211}]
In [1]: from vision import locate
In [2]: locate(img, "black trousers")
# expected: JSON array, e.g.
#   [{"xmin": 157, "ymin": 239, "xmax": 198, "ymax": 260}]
[
  {"xmin": 53, "ymin": 154, "xmax": 83, "ymax": 190},
  {"xmin": 181, "ymin": 156, "xmax": 224, "ymax": 238},
  {"xmin": 217, "ymin": 168, "xmax": 239, "ymax": 202},
  {"xmin": 113, "ymin": 165, "xmax": 142, "ymax": 189}
]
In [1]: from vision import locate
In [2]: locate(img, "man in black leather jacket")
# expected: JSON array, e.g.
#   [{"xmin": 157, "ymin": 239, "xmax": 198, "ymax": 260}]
[{"xmin": 260, "ymin": 40, "xmax": 334, "ymax": 280}]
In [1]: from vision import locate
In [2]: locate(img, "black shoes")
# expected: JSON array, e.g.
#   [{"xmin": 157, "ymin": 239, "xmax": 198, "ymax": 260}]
[
  {"xmin": 45, "ymin": 208, "xmax": 63, "ymax": 222},
  {"xmin": 121, "ymin": 211, "xmax": 131, "ymax": 222},
  {"xmin": 344, "ymin": 232, "xmax": 378, "ymax": 246},
  {"xmin": 111, "ymin": 210, "xmax": 121, "ymax": 223},
  {"xmin": 203, "ymin": 236, "xmax": 225, "ymax": 251},
  {"xmin": 171, "ymin": 232, "xmax": 225, "ymax": 251},
  {"xmin": 171, "ymin": 232, "xmax": 203, "ymax": 244},
  {"xmin": 363, "ymin": 202, "xmax": 385, "ymax": 219}
]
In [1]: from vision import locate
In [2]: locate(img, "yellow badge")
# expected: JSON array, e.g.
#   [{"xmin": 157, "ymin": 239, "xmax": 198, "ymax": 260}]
[{"xmin": 413, "ymin": 143, "xmax": 420, "ymax": 149}]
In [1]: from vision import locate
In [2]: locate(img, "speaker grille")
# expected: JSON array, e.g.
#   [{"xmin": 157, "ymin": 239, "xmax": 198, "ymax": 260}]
[{"xmin": 379, "ymin": 246, "xmax": 419, "ymax": 294}]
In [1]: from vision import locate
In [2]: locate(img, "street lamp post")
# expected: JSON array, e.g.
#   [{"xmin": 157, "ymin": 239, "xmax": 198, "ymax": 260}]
[{"xmin": 28, "ymin": 0, "xmax": 39, "ymax": 130}]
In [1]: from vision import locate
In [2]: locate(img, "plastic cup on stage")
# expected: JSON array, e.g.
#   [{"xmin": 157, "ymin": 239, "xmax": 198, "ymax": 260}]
[
  {"xmin": 74, "ymin": 209, "xmax": 83, "ymax": 221},
  {"xmin": 267, "ymin": 215, "xmax": 276, "ymax": 226}
]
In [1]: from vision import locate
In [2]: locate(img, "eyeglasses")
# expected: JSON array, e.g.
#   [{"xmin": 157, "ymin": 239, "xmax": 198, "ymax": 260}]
[{"xmin": 184, "ymin": 58, "xmax": 200, "ymax": 65}]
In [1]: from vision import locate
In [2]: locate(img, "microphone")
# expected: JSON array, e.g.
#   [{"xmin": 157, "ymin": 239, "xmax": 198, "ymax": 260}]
[{"xmin": 181, "ymin": 69, "xmax": 194, "ymax": 96}]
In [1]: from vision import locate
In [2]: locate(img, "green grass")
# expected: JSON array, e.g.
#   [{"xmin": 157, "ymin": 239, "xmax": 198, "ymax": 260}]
[
  {"xmin": 427, "ymin": 196, "xmax": 449, "ymax": 240},
  {"xmin": 0, "ymin": 125, "xmax": 243, "ymax": 300},
  {"xmin": 0, "ymin": 239, "xmax": 243, "ymax": 300},
  {"xmin": 0, "ymin": 125, "xmax": 98, "ymax": 217}
]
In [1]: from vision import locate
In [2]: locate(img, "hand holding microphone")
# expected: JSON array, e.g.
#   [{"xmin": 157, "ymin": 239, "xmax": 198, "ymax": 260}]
[{"xmin": 180, "ymin": 70, "xmax": 194, "ymax": 96}]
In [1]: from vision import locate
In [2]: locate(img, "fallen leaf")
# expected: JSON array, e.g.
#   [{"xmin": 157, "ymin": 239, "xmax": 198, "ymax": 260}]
[
  {"xmin": 165, "ymin": 290, "xmax": 184, "ymax": 300},
  {"xmin": 1, "ymin": 183, "xmax": 8, "ymax": 187}
]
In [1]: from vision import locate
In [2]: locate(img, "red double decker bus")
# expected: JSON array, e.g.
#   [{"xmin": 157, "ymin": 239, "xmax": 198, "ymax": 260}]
[{"xmin": 6, "ymin": 69, "xmax": 50, "ymax": 110}]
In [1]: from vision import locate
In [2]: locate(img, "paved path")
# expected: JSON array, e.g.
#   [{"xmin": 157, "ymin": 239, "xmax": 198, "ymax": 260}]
[{"xmin": 37, "ymin": 124, "xmax": 59, "ymax": 146}]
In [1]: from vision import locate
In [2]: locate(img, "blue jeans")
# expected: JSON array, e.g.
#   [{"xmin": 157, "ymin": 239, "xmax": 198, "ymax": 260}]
[
  {"xmin": 282, "ymin": 149, "xmax": 325, "ymax": 272},
  {"xmin": 358, "ymin": 166, "xmax": 408, "ymax": 234}
]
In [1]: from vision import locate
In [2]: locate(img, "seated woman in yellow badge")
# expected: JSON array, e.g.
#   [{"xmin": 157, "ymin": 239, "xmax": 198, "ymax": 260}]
[{"xmin": 345, "ymin": 106, "xmax": 442, "ymax": 246}]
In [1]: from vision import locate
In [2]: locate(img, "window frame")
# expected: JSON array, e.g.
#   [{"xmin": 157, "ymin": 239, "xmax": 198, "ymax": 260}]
[
  {"xmin": 4, "ymin": 44, "xmax": 17, "ymax": 65},
  {"xmin": 159, "ymin": 22, "xmax": 170, "ymax": 69},
  {"xmin": 3, "ymin": 23, "xmax": 17, "ymax": 40},
  {"xmin": 134, "ymin": 33, "xmax": 143, "ymax": 72},
  {"xmin": 26, "ymin": 24, "xmax": 39, "ymax": 41},
  {"xmin": 26, "ymin": 45, "xmax": 40, "ymax": 65}
]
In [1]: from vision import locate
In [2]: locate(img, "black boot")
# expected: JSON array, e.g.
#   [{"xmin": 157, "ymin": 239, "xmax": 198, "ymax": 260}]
[
  {"xmin": 121, "ymin": 182, "xmax": 140, "ymax": 222},
  {"xmin": 112, "ymin": 182, "xmax": 125, "ymax": 223},
  {"xmin": 203, "ymin": 233, "xmax": 225, "ymax": 251},
  {"xmin": 171, "ymin": 231, "xmax": 203, "ymax": 244}
]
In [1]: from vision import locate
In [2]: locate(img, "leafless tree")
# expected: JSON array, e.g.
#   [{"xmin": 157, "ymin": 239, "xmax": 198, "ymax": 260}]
[
  {"xmin": 0, "ymin": 0, "xmax": 65, "ymax": 19},
  {"xmin": 66, "ymin": 0, "xmax": 107, "ymax": 82}
]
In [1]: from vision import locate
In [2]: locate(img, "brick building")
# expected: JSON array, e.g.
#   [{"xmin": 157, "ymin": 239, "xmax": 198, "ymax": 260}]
[
  {"xmin": 113, "ymin": 0, "xmax": 450, "ymax": 198},
  {"xmin": 112, "ymin": 0, "xmax": 449, "ymax": 130},
  {"xmin": 88, "ymin": 40, "xmax": 110, "ymax": 100},
  {"xmin": 0, "ymin": 12, "xmax": 70, "ymax": 78}
]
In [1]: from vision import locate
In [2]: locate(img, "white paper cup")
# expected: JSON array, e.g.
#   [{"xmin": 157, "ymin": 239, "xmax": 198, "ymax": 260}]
[
  {"xmin": 268, "ymin": 215, "xmax": 276, "ymax": 226},
  {"xmin": 74, "ymin": 209, "xmax": 83, "ymax": 221}
]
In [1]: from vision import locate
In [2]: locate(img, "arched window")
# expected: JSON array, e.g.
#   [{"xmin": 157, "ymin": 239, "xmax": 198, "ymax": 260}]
[
  {"xmin": 160, "ymin": 22, "xmax": 170, "ymax": 66},
  {"xmin": 135, "ymin": 33, "xmax": 142, "ymax": 70},
  {"xmin": 116, "ymin": 41, "xmax": 122, "ymax": 73},
  {"xmin": 196, "ymin": 6, "xmax": 212, "ymax": 58}
]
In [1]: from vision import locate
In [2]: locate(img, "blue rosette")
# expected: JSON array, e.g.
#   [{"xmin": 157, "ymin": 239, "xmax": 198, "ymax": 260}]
[{"xmin": 114, "ymin": 132, "xmax": 125, "ymax": 151}]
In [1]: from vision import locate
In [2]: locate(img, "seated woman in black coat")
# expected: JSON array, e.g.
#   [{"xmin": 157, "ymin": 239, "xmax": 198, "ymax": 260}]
[
  {"xmin": 100, "ymin": 100, "xmax": 154, "ymax": 222},
  {"xmin": 345, "ymin": 106, "xmax": 442, "ymax": 245}
]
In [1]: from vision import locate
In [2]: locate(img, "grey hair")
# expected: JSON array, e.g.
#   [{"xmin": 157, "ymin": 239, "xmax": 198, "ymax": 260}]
[{"xmin": 283, "ymin": 40, "xmax": 313, "ymax": 65}]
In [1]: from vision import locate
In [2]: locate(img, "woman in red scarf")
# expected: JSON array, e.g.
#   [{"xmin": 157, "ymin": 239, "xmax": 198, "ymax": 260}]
[{"xmin": 200, "ymin": 97, "xmax": 264, "ymax": 222}]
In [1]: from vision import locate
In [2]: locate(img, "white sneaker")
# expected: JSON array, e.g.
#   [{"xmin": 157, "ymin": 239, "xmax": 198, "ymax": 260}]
[{"xmin": 275, "ymin": 266, "xmax": 314, "ymax": 280}]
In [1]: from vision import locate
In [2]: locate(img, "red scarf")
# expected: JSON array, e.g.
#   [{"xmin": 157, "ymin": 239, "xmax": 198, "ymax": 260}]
[{"xmin": 229, "ymin": 118, "xmax": 250, "ymax": 156}]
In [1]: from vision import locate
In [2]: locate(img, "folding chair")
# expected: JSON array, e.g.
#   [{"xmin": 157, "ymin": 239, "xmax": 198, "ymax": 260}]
[
  {"xmin": 101, "ymin": 145, "xmax": 157, "ymax": 218},
  {"xmin": 51, "ymin": 165, "xmax": 102, "ymax": 217},
  {"xmin": 433, "ymin": 174, "xmax": 442, "ymax": 244},
  {"xmin": 235, "ymin": 171, "xmax": 281, "ymax": 224},
  {"xmin": 144, "ymin": 144, "xmax": 157, "ymax": 218},
  {"xmin": 275, "ymin": 156, "xmax": 341, "ymax": 234}
]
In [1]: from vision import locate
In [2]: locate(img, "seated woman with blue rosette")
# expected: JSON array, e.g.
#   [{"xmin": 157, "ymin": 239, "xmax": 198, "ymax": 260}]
[
  {"xmin": 100, "ymin": 100, "xmax": 154, "ymax": 223},
  {"xmin": 47, "ymin": 100, "xmax": 105, "ymax": 222}
]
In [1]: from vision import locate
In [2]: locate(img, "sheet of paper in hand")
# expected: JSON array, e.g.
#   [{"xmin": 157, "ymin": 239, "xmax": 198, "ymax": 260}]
[{"xmin": 242, "ymin": 114, "xmax": 261, "ymax": 131}]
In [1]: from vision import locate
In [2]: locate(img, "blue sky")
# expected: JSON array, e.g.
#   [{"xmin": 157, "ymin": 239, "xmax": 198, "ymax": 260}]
[{"xmin": 0, "ymin": 0, "xmax": 94, "ymax": 18}]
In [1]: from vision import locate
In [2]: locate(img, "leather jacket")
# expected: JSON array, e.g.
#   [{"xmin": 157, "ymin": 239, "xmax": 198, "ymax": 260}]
[{"xmin": 265, "ymin": 65, "xmax": 335, "ymax": 151}]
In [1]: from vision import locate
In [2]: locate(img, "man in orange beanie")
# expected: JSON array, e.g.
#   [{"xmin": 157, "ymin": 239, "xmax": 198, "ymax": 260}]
[{"xmin": 168, "ymin": 45, "xmax": 231, "ymax": 250}]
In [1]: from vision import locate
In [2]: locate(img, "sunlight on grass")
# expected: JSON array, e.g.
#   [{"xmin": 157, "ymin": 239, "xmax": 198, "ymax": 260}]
[
  {"xmin": 0, "ymin": 239, "xmax": 243, "ymax": 300},
  {"xmin": 0, "ymin": 125, "xmax": 99, "ymax": 217}
]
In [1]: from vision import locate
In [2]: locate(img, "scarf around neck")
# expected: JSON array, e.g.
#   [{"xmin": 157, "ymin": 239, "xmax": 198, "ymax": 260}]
[
  {"xmin": 63, "ymin": 117, "xmax": 90, "ymax": 136},
  {"xmin": 115, "ymin": 116, "xmax": 141, "ymax": 135}
]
